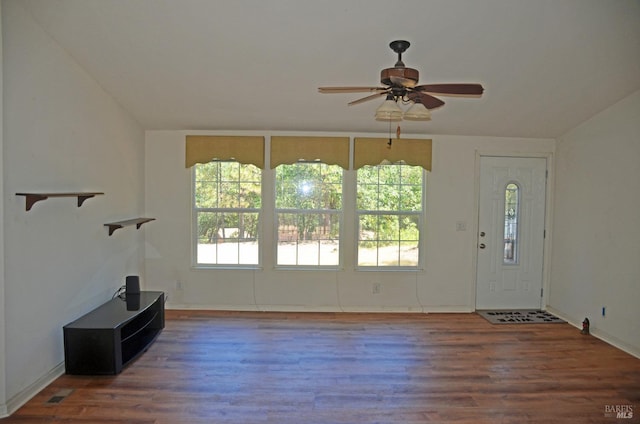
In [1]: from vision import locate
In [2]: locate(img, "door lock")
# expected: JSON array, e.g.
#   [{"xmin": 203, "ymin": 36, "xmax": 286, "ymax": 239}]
[
  {"xmin": 479, "ymin": 243, "xmax": 486, "ymax": 249},
  {"xmin": 480, "ymin": 231, "xmax": 486, "ymax": 237}
]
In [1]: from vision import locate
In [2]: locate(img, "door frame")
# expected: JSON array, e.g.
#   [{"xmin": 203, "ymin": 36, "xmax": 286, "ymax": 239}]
[{"xmin": 472, "ymin": 151, "xmax": 555, "ymax": 311}]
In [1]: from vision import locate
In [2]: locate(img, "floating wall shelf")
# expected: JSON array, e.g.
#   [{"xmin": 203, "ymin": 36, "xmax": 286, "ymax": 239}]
[
  {"xmin": 104, "ymin": 218, "xmax": 156, "ymax": 236},
  {"xmin": 16, "ymin": 192, "xmax": 104, "ymax": 211}
]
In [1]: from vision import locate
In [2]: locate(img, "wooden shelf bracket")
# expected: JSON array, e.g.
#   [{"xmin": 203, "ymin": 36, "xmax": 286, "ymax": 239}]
[{"xmin": 105, "ymin": 218, "xmax": 156, "ymax": 236}]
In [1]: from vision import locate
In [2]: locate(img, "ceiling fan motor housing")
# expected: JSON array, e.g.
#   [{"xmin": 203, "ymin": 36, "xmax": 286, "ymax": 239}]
[{"xmin": 380, "ymin": 67, "xmax": 419, "ymax": 87}]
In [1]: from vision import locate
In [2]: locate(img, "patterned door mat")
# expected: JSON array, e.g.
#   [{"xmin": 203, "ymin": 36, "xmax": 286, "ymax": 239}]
[{"xmin": 477, "ymin": 310, "xmax": 565, "ymax": 324}]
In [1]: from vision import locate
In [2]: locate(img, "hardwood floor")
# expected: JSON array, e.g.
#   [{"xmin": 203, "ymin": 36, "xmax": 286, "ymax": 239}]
[{"xmin": 3, "ymin": 311, "xmax": 639, "ymax": 423}]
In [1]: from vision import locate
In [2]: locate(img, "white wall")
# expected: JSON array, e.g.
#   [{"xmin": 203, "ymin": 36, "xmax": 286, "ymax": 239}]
[
  {"xmin": 0, "ymin": 1, "xmax": 6, "ymax": 415},
  {"xmin": 1, "ymin": 0, "xmax": 145, "ymax": 413},
  {"xmin": 145, "ymin": 130, "xmax": 554, "ymax": 312},
  {"xmin": 549, "ymin": 90, "xmax": 640, "ymax": 356}
]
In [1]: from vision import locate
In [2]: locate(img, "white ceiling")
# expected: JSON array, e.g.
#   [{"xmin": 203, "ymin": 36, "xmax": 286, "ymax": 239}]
[{"xmin": 21, "ymin": 0, "xmax": 640, "ymax": 138}]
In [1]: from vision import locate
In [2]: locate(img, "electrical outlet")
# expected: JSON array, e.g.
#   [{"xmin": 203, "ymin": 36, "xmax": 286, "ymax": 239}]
[
  {"xmin": 176, "ymin": 280, "xmax": 183, "ymax": 290},
  {"xmin": 456, "ymin": 221, "xmax": 467, "ymax": 231},
  {"xmin": 372, "ymin": 282, "xmax": 381, "ymax": 294}
]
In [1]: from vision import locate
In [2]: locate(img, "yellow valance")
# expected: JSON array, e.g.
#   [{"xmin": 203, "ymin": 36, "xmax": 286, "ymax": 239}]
[
  {"xmin": 270, "ymin": 136, "xmax": 350, "ymax": 169},
  {"xmin": 354, "ymin": 138, "xmax": 432, "ymax": 171},
  {"xmin": 185, "ymin": 135, "xmax": 265, "ymax": 168}
]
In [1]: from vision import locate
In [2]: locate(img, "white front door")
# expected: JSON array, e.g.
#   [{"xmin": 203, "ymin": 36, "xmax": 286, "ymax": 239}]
[{"xmin": 476, "ymin": 156, "xmax": 547, "ymax": 310}]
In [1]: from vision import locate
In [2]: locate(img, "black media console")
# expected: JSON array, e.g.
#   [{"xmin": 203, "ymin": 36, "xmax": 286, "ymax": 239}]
[{"xmin": 63, "ymin": 291, "xmax": 165, "ymax": 375}]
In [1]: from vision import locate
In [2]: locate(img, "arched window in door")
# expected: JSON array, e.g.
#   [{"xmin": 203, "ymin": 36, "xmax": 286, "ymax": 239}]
[{"xmin": 504, "ymin": 183, "xmax": 519, "ymax": 264}]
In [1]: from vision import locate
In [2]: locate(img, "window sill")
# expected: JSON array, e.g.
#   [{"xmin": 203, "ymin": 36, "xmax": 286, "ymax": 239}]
[
  {"xmin": 192, "ymin": 265, "xmax": 262, "ymax": 271},
  {"xmin": 274, "ymin": 266, "xmax": 342, "ymax": 272},
  {"xmin": 356, "ymin": 266, "xmax": 424, "ymax": 272}
]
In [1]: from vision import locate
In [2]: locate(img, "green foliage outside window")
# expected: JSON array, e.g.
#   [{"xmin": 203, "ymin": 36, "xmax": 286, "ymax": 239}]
[
  {"xmin": 193, "ymin": 160, "xmax": 424, "ymax": 268},
  {"xmin": 195, "ymin": 162, "xmax": 261, "ymax": 245},
  {"xmin": 357, "ymin": 164, "xmax": 422, "ymax": 243},
  {"xmin": 275, "ymin": 162, "xmax": 343, "ymax": 266},
  {"xmin": 357, "ymin": 163, "xmax": 423, "ymax": 266},
  {"xmin": 275, "ymin": 163, "xmax": 342, "ymax": 240}
]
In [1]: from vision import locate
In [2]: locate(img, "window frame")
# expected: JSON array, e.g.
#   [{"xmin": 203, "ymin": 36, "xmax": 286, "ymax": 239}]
[
  {"xmin": 355, "ymin": 163, "xmax": 426, "ymax": 270},
  {"xmin": 191, "ymin": 161, "xmax": 262, "ymax": 269},
  {"xmin": 273, "ymin": 161, "xmax": 345, "ymax": 270}
]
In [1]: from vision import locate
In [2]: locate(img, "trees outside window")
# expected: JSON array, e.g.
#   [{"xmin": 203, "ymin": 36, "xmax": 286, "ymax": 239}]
[
  {"xmin": 193, "ymin": 160, "xmax": 425, "ymax": 269},
  {"xmin": 194, "ymin": 161, "xmax": 261, "ymax": 266},
  {"xmin": 275, "ymin": 163, "xmax": 343, "ymax": 267},
  {"xmin": 356, "ymin": 163, "xmax": 424, "ymax": 267}
]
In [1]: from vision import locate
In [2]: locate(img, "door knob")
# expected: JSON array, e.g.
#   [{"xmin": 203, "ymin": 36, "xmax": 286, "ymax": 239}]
[
  {"xmin": 480, "ymin": 232, "xmax": 486, "ymax": 237},
  {"xmin": 479, "ymin": 243, "xmax": 486, "ymax": 249}
]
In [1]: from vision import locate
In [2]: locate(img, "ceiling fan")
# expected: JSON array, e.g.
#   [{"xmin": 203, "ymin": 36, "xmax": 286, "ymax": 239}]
[{"xmin": 318, "ymin": 40, "xmax": 484, "ymax": 121}]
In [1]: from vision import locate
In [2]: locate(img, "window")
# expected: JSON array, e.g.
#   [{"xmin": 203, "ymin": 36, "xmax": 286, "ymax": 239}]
[
  {"xmin": 356, "ymin": 163, "xmax": 424, "ymax": 267},
  {"xmin": 190, "ymin": 136, "xmax": 432, "ymax": 270},
  {"xmin": 504, "ymin": 183, "xmax": 519, "ymax": 264},
  {"xmin": 275, "ymin": 163, "xmax": 343, "ymax": 267},
  {"xmin": 193, "ymin": 161, "xmax": 261, "ymax": 266}
]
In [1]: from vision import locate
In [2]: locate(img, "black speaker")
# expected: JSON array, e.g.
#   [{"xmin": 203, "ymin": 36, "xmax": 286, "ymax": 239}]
[
  {"xmin": 126, "ymin": 294, "xmax": 140, "ymax": 311},
  {"xmin": 125, "ymin": 275, "xmax": 140, "ymax": 296}
]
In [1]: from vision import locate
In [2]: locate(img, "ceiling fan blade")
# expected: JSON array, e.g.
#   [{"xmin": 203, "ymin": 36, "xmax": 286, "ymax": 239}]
[
  {"xmin": 413, "ymin": 83, "xmax": 484, "ymax": 96},
  {"xmin": 348, "ymin": 91, "xmax": 388, "ymax": 106},
  {"xmin": 408, "ymin": 92, "xmax": 445, "ymax": 109},
  {"xmin": 318, "ymin": 86, "xmax": 386, "ymax": 93}
]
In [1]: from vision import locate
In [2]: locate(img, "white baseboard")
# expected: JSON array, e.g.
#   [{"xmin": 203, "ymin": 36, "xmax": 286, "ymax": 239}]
[
  {"xmin": 546, "ymin": 306, "xmax": 640, "ymax": 359},
  {"xmin": 165, "ymin": 303, "xmax": 476, "ymax": 314},
  {"xmin": 0, "ymin": 362, "xmax": 65, "ymax": 418},
  {"xmin": 166, "ymin": 303, "xmax": 425, "ymax": 313},
  {"xmin": 165, "ymin": 302, "xmax": 261, "ymax": 311},
  {"xmin": 425, "ymin": 306, "xmax": 474, "ymax": 313},
  {"xmin": 589, "ymin": 328, "xmax": 640, "ymax": 360}
]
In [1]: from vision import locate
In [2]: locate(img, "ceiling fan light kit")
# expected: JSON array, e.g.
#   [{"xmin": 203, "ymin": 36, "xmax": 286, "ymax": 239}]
[
  {"xmin": 319, "ymin": 40, "xmax": 483, "ymax": 125},
  {"xmin": 403, "ymin": 101, "xmax": 431, "ymax": 121},
  {"xmin": 375, "ymin": 95, "xmax": 431, "ymax": 122},
  {"xmin": 375, "ymin": 95, "xmax": 403, "ymax": 121}
]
